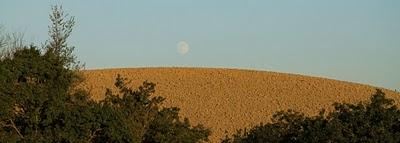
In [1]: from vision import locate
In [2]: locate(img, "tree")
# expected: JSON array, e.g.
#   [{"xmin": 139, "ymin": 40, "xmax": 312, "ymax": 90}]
[
  {"xmin": 0, "ymin": 5, "xmax": 210, "ymax": 143},
  {"xmin": 0, "ymin": 5, "xmax": 85, "ymax": 141},
  {"xmin": 97, "ymin": 75, "xmax": 211, "ymax": 143},
  {"xmin": 45, "ymin": 6, "xmax": 81, "ymax": 70},
  {"xmin": 222, "ymin": 89, "xmax": 400, "ymax": 143}
]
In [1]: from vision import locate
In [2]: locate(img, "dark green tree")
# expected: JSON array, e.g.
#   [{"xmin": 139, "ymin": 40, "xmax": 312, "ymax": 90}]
[
  {"xmin": 97, "ymin": 75, "xmax": 211, "ymax": 143},
  {"xmin": 222, "ymin": 89, "xmax": 400, "ymax": 143},
  {"xmin": 0, "ymin": 5, "xmax": 210, "ymax": 143},
  {"xmin": 0, "ymin": 5, "xmax": 86, "ymax": 142}
]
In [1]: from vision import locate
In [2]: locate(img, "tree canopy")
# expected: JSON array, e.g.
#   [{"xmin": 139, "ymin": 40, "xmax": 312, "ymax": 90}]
[
  {"xmin": 0, "ymin": 6, "xmax": 210, "ymax": 143},
  {"xmin": 222, "ymin": 89, "xmax": 400, "ymax": 143}
]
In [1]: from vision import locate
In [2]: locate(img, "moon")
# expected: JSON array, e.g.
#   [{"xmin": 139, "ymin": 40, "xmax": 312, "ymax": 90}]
[{"xmin": 177, "ymin": 41, "xmax": 190, "ymax": 55}]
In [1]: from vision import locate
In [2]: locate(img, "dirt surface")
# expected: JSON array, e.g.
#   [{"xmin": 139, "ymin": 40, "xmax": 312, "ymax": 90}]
[{"xmin": 79, "ymin": 67, "xmax": 400, "ymax": 142}]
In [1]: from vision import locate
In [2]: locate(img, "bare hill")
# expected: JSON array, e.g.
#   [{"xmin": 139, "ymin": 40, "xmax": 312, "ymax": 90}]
[{"xmin": 80, "ymin": 68, "xmax": 400, "ymax": 142}]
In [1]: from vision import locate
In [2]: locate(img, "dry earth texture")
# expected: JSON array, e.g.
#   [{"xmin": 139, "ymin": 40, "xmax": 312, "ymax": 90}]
[{"xmin": 79, "ymin": 68, "xmax": 400, "ymax": 142}]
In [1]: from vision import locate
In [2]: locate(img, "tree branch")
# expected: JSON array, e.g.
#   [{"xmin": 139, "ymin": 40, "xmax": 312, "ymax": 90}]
[
  {"xmin": 1, "ymin": 120, "xmax": 24, "ymax": 139},
  {"xmin": 87, "ymin": 128, "xmax": 102, "ymax": 143}
]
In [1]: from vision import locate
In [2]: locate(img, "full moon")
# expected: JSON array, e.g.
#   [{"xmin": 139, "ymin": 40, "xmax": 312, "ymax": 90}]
[{"xmin": 177, "ymin": 41, "xmax": 190, "ymax": 55}]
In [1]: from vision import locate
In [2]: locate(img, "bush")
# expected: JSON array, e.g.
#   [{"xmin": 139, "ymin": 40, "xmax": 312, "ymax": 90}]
[
  {"xmin": 222, "ymin": 89, "xmax": 400, "ymax": 143},
  {"xmin": 0, "ymin": 6, "xmax": 210, "ymax": 143},
  {"xmin": 98, "ymin": 75, "xmax": 211, "ymax": 142}
]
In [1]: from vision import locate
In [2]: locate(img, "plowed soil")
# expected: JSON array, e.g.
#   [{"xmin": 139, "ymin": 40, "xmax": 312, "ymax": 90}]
[{"xmin": 79, "ymin": 68, "xmax": 400, "ymax": 142}]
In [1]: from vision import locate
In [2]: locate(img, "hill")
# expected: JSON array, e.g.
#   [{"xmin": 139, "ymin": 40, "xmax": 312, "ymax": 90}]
[{"xmin": 80, "ymin": 68, "xmax": 400, "ymax": 142}]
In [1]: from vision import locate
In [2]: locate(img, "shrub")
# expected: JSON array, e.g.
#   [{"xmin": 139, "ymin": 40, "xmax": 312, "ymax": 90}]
[
  {"xmin": 98, "ymin": 75, "xmax": 211, "ymax": 142},
  {"xmin": 222, "ymin": 89, "xmax": 400, "ymax": 143}
]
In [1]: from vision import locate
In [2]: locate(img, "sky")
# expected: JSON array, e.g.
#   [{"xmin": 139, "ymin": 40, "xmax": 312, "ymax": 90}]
[{"xmin": 1, "ymin": 0, "xmax": 399, "ymax": 90}]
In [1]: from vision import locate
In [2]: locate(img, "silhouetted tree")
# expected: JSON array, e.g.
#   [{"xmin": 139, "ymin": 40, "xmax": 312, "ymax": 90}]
[
  {"xmin": 222, "ymin": 89, "xmax": 400, "ymax": 143},
  {"xmin": 98, "ymin": 75, "xmax": 211, "ymax": 142},
  {"xmin": 0, "ymin": 5, "xmax": 210, "ymax": 143}
]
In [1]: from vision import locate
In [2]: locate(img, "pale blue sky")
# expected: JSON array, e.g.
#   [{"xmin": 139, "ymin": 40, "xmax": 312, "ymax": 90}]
[{"xmin": 1, "ymin": 0, "xmax": 399, "ymax": 90}]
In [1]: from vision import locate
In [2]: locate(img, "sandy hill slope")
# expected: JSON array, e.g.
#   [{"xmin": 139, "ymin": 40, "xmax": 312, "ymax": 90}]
[{"xmin": 80, "ymin": 68, "xmax": 400, "ymax": 142}]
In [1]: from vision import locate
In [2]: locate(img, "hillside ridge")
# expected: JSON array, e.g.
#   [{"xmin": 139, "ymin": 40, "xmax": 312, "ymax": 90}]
[
  {"xmin": 84, "ymin": 67, "xmax": 386, "ymax": 89},
  {"xmin": 80, "ymin": 67, "xmax": 400, "ymax": 142}
]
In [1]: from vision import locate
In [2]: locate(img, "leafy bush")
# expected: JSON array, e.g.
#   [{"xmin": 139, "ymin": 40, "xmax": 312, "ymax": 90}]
[
  {"xmin": 99, "ymin": 75, "xmax": 211, "ymax": 143},
  {"xmin": 0, "ymin": 6, "xmax": 210, "ymax": 143},
  {"xmin": 222, "ymin": 89, "xmax": 400, "ymax": 143}
]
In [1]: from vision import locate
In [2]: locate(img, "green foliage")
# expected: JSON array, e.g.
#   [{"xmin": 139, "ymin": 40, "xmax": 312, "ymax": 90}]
[
  {"xmin": 144, "ymin": 107, "xmax": 211, "ymax": 143},
  {"xmin": 222, "ymin": 89, "xmax": 400, "ymax": 143},
  {"xmin": 0, "ymin": 5, "xmax": 210, "ymax": 143},
  {"xmin": 0, "ymin": 43, "xmax": 88, "ymax": 142},
  {"xmin": 99, "ymin": 75, "xmax": 211, "ymax": 143},
  {"xmin": 45, "ymin": 6, "xmax": 80, "ymax": 70}
]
